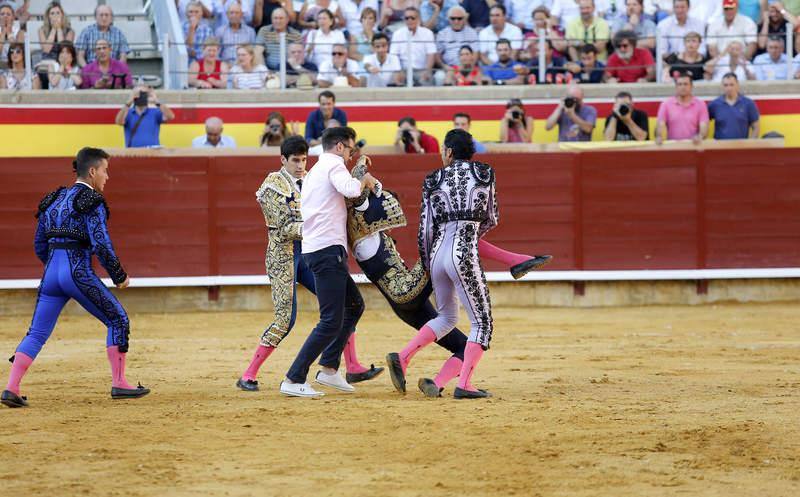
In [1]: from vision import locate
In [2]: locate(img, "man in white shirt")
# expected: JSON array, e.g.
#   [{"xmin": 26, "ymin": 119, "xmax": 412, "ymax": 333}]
[
  {"xmin": 478, "ymin": 4, "xmax": 524, "ymax": 64},
  {"xmin": 363, "ymin": 33, "xmax": 403, "ymax": 86},
  {"xmin": 281, "ymin": 126, "xmax": 379, "ymax": 398},
  {"xmin": 707, "ymin": 0, "xmax": 758, "ymax": 58},
  {"xmin": 317, "ymin": 44, "xmax": 364, "ymax": 87},
  {"xmin": 191, "ymin": 117, "xmax": 237, "ymax": 148},
  {"xmin": 390, "ymin": 6, "xmax": 438, "ymax": 85},
  {"xmin": 656, "ymin": 0, "xmax": 706, "ymax": 55}
]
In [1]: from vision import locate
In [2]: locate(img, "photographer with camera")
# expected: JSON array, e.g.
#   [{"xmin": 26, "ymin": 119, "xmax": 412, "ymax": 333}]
[
  {"xmin": 500, "ymin": 98, "xmax": 534, "ymax": 143},
  {"xmin": 114, "ymin": 86, "xmax": 175, "ymax": 148},
  {"xmin": 603, "ymin": 91, "xmax": 649, "ymax": 141},
  {"xmin": 394, "ymin": 116, "xmax": 440, "ymax": 154},
  {"xmin": 545, "ymin": 85, "xmax": 597, "ymax": 142}
]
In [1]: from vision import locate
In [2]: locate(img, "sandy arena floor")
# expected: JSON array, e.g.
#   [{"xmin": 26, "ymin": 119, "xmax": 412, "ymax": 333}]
[{"xmin": 0, "ymin": 302, "xmax": 799, "ymax": 497}]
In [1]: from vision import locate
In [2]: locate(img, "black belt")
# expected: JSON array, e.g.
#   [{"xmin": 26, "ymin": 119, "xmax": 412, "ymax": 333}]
[{"xmin": 50, "ymin": 241, "xmax": 90, "ymax": 250}]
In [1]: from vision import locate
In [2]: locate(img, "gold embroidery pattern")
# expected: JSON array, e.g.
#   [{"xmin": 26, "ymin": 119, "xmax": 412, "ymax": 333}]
[
  {"xmin": 347, "ymin": 191, "xmax": 407, "ymax": 246},
  {"xmin": 374, "ymin": 234, "xmax": 430, "ymax": 304}
]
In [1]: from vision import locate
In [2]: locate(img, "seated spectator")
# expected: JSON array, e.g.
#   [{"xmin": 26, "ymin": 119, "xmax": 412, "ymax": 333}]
[
  {"xmin": 753, "ymin": 36, "xmax": 789, "ymax": 80},
  {"xmin": 394, "ymin": 116, "xmax": 440, "ymax": 154},
  {"xmin": 38, "ymin": 2, "xmax": 75, "ymax": 63},
  {"xmin": 193, "ymin": 117, "xmax": 237, "ymax": 148},
  {"xmin": 655, "ymin": 72, "xmax": 708, "ymax": 144},
  {"xmin": 707, "ymin": 0, "xmax": 758, "ymax": 59},
  {"xmin": 707, "ymin": 72, "xmax": 760, "ymax": 139},
  {"xmin": 48, "ymin": 41, "xmax": 82, "ymax": 91},
  {"xmin": 177, "ymin": 0, "xmax": 225, "ymax": 30},
  {"xmin": 254, "ymin": 0, "xmax": 297, "ymax": 31},
  {"xmin": 0, "ymin": 3, "xmax": 24, "ymax": 63},
  {"xmin": 286, "ymin": 41, "xmax": 319, "ymax": 87},
  {"xmin": 604, "ymin": 30, "xmax": 655, "ymax": 82},
  {"xmin": 379, "ymin": 0, "xmax": 414, "ymax": 33},
  {"xmin": 545, "ymin": 84, "xmax": 598, "ymax": 142},
  {"xmin": 689, "ymin": 0, "xmax": 722, "ymax": 25},
  {"xmin": 507, "ymin": 0, "xmax": 549, "ymax": 30},
  {"xmin": 318, "ymin": 43, "xmax": 363, "ymax": 87},
  {"xmin": 461, "ymin": 0, "xmax": 492, "ymax": 29},
  {"xmin": 603, "ymin": 91, "xmax": 649, "ymax": 141},
  {"xmin": 565, "ymin": 43, "xmax": 606, "ymax": 83},
  {"xmin": 453, "ymin": 112, "xmax": 487, "ymax": 152},
  {"xmin": 551, "ymin": 0, "xmax": 583, "ymax": 27},
  {"xmin": 348, "ymin": 7, "xmax": 378, "ymax": 62},
  {"xmin": 231, "ymin": 44, "xmax": 273, "ymax": 89},
  {"xmin": 524, "ymin": 38, "xmax": 570, "ymax": 84},
  {"xmin": 306, "ymin": 9, "xmax": 347, "ymax": 67},
  {"xmin": 794, "ymin": 48, "xmax": 800, "ymax": 79},
  {"xmin": 341, "ymin": 0, "xmax": 379, "ymax": 39},
  {"xmin": 657, "ymin": 0, "xmax": 707, "ymax": 56},
  {"xmin": 184, "ymin": 1, "xmax": 216, "ymax": 63},
  {"xmin": 1, "ymin": 42, "xmax": 40, "ymax": 89},
  {"xmin": 390, "ymin": 7, "xmax": 437, "ymax": 86},
  {"xmin": 521, "ymin": 7, "xmax": 567, "ymax": 61},
  {"xmin": 500, "ymin": 98, "xmax": 535, "ymax": 143},
  {"xmin": 308, "ymin": 118, "xmax": 342, "ymax": 155},
  {"xmin": 611, "ymin": 0, "xmax": 657, "ymax": 50},
  {"xmin": 758, "ymin": 2, "xmax": 796, "ymax": 54},
  {"xmin": 566, "ymin": 0, "xmax": 611, "ymax": 61},
  {"xmin": 216, "ymin": 2, "xmax": 257, "ymax": 63},
  {"xmin": 707, "ymin": 40, "xmax": 755, "ymax": 81},
  {"xmin": 189, "ymin": 38, "xmax": 230, "ymax": 89},
  {"xmin": 223, "ymin": 0, "xmax": 257, "ymax": 27},
  {"xmin": 363, "ymin": 33, "xmax": 403, "ymax": 87},
  {"xmin": 114, "ymin": 86, "xmax": 175, "ymax": 148},
  {"xmin": 663, "ymin": 31, "xmax": 710, "ymax": 81},
  {"xmin": 260, "ymin": 111, "xmax": 298, "ymax": 146},
  {"xmin": 422, "ymin": 0, "xmax": 459, "ymax": 32},
  {"xmin": 74, "ymin": 5, "xmax": 130, "ymax": 67},
  {"xmin": 478, "ymin": 5, "xmax": 523, "ymax": 65},
  {"xmin": 3, "ymin": 0, "xmax": 29, "ymax": 25},
  {"xmin": 483, "ymin": 39, "xmax": 527, "ymax": 85},
  {"xmin": 305, "ymin": 90, "xmax": 347, "ymax": 146},
  {"xmin": 444, "ymin": 44, "xmax": 489, "ymax": 85},
  {"xmin": 436, "ymin": 6, "xmax": 479, "ymax": 68},
  {"xmin": 256, "ymin": 8, "xmax": 302, "ymax": 71},
  {"xmin": 298, "ymin": 0, "xmax": 346, "ymax": 32},
  {"xmin": 80, "ymin": 39, "xmax": 132, "ymax": 89}
]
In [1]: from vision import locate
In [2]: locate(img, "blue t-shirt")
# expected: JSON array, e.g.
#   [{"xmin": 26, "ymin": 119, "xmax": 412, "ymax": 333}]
[
  {"xmin": 473, "ymin": 138, "xmax": 487, "ymax": 153},
  {"xmin": 483, "ymin": 61, "xmax": 525, "ymax": 82},
  {"xmin": 305, "ymin": 108, "xmax": 349, "ymax": 141},
  {"xmin": 708, "ymin": 95, "xmax": 760, "ymax": 140},
  {"xmin": 124, "ymin": 107, "xmax": 164, "ymax": 148}
]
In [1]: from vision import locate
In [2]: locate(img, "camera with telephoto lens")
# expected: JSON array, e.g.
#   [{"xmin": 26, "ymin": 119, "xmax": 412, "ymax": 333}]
[
  {"xmin": 401, "ymin": 129, "xmax": 413, "ymax": 145},
  {"xmin": 618, "ymin": 103, "xmax": 631, "ymax": 116},
  {"xmin": 564, "ymin": 97, "xmax": 577, "ymax": 108},
  {"xmin": 133, "ymin": 90, "xmax": 149, "ymax": 107},
  {"xmin": 269, "ymin": 124, "xmax": 282, "ymax": 133}
]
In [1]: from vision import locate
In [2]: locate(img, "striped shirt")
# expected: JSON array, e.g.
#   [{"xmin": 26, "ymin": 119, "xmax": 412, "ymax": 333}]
[
  {"xmin": 256, "ymin": 25, "xmax": 303, "ymax": 71},
  {"xmin": 75, "ymin": 25, "xmax": 131, "ymax": 63},
  {"xmin": 230, "ymin": 64, "xmax": 270, "ymax": 89},
  {"xmin": 215, "ymin": 23, "xmax": 257, "ymax": 63}
]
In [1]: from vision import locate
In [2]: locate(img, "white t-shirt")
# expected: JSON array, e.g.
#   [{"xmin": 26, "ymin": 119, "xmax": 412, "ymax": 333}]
[
  {"xmin": 317, "ymin": 58, "xmax": 361, "ymax": 83},
  {"xmin": 389, "ymin": 26, "xmax": 437, "ymax": 70},
  {"xmin": 362, "ymin": 53, "xmax": 402, "ymax": 87},
  {"xmin": 551, "ymin": 0, "xmax": 581, "ymax": 27},
  {"xmin": 307, "ymin": 28, "xmax": 347, "ymax": 67},
  {"xmin": 478, "ymin": 23, "xmax": 524, "ymax": 63},
  {"xmin": 230, "ymin": 63, "xmax": 270, "ymax": 89}
]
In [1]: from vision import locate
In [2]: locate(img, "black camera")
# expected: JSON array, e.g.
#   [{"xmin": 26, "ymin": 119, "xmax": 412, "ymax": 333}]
[
  {"xmin": 564, "ymin": 97, "xmax": 577, "ymax": 108},
  {"xmin": 133, "ymin": 91, "xmax": 149, "ymax": 107},
  {"xmin": 618, "ymin": 103, "xmax": 631, "ymax": 116},
  {"xmin": 269, "ymin": 124, "xmax": 282, "ymax": 133},
  {"xmin": 511, "ymin": 110, "xmax": 522, "ymax": 120},
  {"xmin": 401, "ymin": 129, "xmax": 413, "ymax": 145},
  {"xmin": 355, "ymin": 138, "xmax": 367, "ymax": 149}
]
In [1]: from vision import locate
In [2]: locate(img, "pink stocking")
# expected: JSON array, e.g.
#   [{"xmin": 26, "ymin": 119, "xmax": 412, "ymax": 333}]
[
  {"xmin": 457, "ymin": 342, "xmax": 485, "ymax": 392},
  {"xmin": 343, "ymin": 332, "xmax": 369, "ymax": 374},
  {"xmin": 5, "ymin": 352, "xmax": 33, "ymax": 395},
  {"xmin": 107, "ymin": 346, "xmax": 134, "ymax": 389},
  {"xmin": 399, "ymin": 325, "xmax": 437, "ymax": 373},
  {"xmin": 433, "ymin": 356, "xmax": 463, "ymax": 389},
  {"xmin": 242, "ymin": 345, "xmax": 275, "ymax": 381},
  {"xmin": 478, "ymin": 239, "xmax": 530, "ymax": 267}
]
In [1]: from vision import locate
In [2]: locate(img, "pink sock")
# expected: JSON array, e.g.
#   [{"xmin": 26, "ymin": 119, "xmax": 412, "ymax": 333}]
[
  {"xmin": 5, "ymin": 352, "xmax": 33, "ymax": 395},
  {"xmin": 478, "ymin": 239, "xmax": 530, "ymax": 267},
  {"xmin": 457, "ymin": 342, "xmax": 485, "ymax": 392},
  {"xmin": 343, "ymin": 332, "xmax": 369, "ymax": 374},
  {"xmin": 107, "ymin": 346, "xmax": 134, "ymax": 389},
  {"xmin": 433, "ymin": 356, "xmax": 463, "ymax": 389},
  {"xmin": 242, "ymin": 345, "xmax": 275, "ymax": 381},
  {"xmin": 399, "ymin": 325, "xmax": 437, "ymax": 373}
]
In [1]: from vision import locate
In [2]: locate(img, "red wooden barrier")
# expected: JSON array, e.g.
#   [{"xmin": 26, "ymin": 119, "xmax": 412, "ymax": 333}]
[{"xmin": 1, "ymin": 149, "xmax": 799, "ymax": 280}]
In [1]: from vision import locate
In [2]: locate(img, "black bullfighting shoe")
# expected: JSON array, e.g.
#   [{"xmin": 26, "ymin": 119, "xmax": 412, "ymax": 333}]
[
  {"xmin": 385, "ymin": 353, "xmax": 406, "ymax": 393},
  {"xmin": 236, "ymin": 378, "xmax": 260, "ymax": 391},
  {"xmin": 111, "ymin": 383, "xmax": 151, "ymax": 399},
  {"xmin": 346, "ymin": 364, "xmax": 385, "ymax": 384},
  {"xmin": 1, "ymin": 390, "xmax": 28, "ymax": 408},
  {"xmin": 510, "ymin": 255, "xmax": 553, "ymax": 280},
  {"xmin": 453, "ymin": 387, "xmax": 492, "ymax": 399},
  {"xmin": 418, "ymin": 378, "xmax": 443, "ymax": 398}
]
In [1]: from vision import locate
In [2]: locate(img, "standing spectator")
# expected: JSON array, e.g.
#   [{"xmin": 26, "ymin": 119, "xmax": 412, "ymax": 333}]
[
  {"xmin": 306, "ymin": 9, "xmax": 347, "ymax": 68},
  {"xmin": 216, "ymin": 2, "xmax": 256, "ymax": 63},
  {"xmin": 260, "ymin": 111, "xmax": 299, "ymax": 146},
  {"xmin": 758, "ymin": 2, "xmax": 796, "ymax": 54},
  {"xmin": 394, "ymin": 116, "xmax": 440, "ymax": 153},
  {"xmin": 545, "ymin": 84, "xmax": 598, "ymax": 142},
  {"xmin": 654, "ymin": 73, "xmax": 708, "ymax": 144},
  {"xmin": 340, "ymin": 0, "xmax": 380, "ymax": 37},
  {"xmin": 115, "ymin": 86, "xmax": 175, "ymax": 148},
  {"xmin": 453, "ymin": 112, "xmax": 487, "ymax": 152},
  {"xmin": 508, "ymin": 0, "xmax": 552, "ymax": 30},
  {"xmin": 657, "ymin": 0, "xmax": 707, "ymax": 56},
  {"xmin": 444, "ymin": 44, "xmax": 488, "ymax": 85},
  {"xmin": 390, "ymin": 7, "xmax": 437, "ymax": 85},
  {"xmin": 422, "ymin": 0, "xmax": 459, "ymax": 32},
  {"xmin": 566, "ymin": 0, "xmax": 611, "ymax": 61},
  {"xmin": 286, "ymin": 41, "xmax": 319, "ymax": 87},
  {"xmin": 348, "ymin": 7, "xmax": 378, "ymax": 61},
  {"xmin": 707, "ymin": 0, "xmax": 758, "ymax": 59},
  {"xmin": 501, "ymin": 98, "xmax": 536, "ymax": 143},
  {"xmin": 552, "ymin": 0, "xmax": 583, "ymax": 27},
  {"xmin": 753, "ymin": 36, "xmax": 789, "ymax": 80},
  {"xmin": 48, "ymin": 42, "xmax": 82, "ymax": 91},
  {"xmin": 708, "ymin": 40, "xmax": 755, "ymax": 81},
  {"xmin": 38, "ymin": 2, "xmax": 75, "ymax": 62},
  {"xmin": 483, "ymin": 39, "xmax": 527, "ymax": 84},
  {"xmin": 80, "ymin": 39, "xmax": 133, "ymax": 89},
  {"xmin": 521, "ymin": 7, "xmax": 568, "ymax": 61},
  {"xmin": 193, "ymin": 117, "xmax": 238, "ymax": 148},
  {"xmin": 707, "ymin": 72, "xmax": 760, "ymax": 139},
  {"xmin": 611, "ymin": 0, "xmax": 657, "ymax": 50},
  {"xmin": 663, "ymin": 31, "xmax": 709, "ymax": 81},
  {"xmin": 363, "ymin": 33, "xmax": 403, "ymax": 86},
  {"xmin": 231, "ymin": 44, "xmax": 272, "ymax": 88},
  {"xmin": 184, "ymin": 1, "xmax": 216, "ymax": 63},
  {"xmin": 318, "ymin": 43, "xmax": 363, "ymax": 87},
  {"xmin": 188, "ymin": 38, "xmax": 230, "ymax": 89},
  {"xmin": 603, "ymin": 91, "xmax": 649, "ymax": 141},
  {"xmin": 435, "ymin": 6, "xmax": 479, "ymax": 68},
  {"xmin": 478, "ymin": 5, "xmax": 523, "ymax": 64},
  {"xmin": 254, "ymin": 0, "xmax": 297, "ymax": 31},
  {"xmin": 462, "ymin": 0, "xmax": 492, "ymax": 28},
  {"xmin": 1, "ymin": 42, "xmax": 40, "ymax": 89},
  {"xmin": 565, "ymin": 43, "xmax": 607, "ymax": 83},
  {"xmin": 604, "ymin": 30, "xmax": 655, "ymax": 82},
  {"xmin": 305, "ymin": 90, "xmax": 348, "ymax": 146},
  {"xmin": 0, "ymin": 3, "xmax": 24, "ymax": 63},
  {"xmin": 256, "ymin": 7, "xmax": 302, "ymax": 71},
  {"xmin": 75, "ymin": 5, "xmax": 131, "ymax": 67}
]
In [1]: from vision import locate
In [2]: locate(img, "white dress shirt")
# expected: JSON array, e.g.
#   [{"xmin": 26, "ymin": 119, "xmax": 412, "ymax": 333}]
[
  {"xmin": 478, "ymin": 23, "xmax": 524, "ymax": 63},
  {"xmin": 192, "ymin": 135, "xmax": 237, "ymax": 148},
  {"xmin": 389, "ymin": 26, "xmax": 437, "ymax": 70},
  {"xmin": 657, "ymin": 15, "xmax": 707, "ymax": 55},
  {"xmin": 301, "ymin": 152, "xmax": 363, "ymax": 254},
  {"xmin": 339, "ymin": 0, "xmax": 380, "ymax": 36},
  {"xmin": 362, "ymin": 53, "xmax": 402, "ymax": 86},
  {"xmin": 707, "ymin": 14, "xmax": 757, "ymax": 53}
]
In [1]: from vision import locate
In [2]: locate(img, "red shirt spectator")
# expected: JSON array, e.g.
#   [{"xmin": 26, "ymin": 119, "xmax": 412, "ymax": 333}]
[
  {"xmin": 395, "ymin": 116, "xmax": 441, "ymax": 154},
  {"xmin": 605, "ymin": 47, "xmax": 655, "ymax": 83},
  {"xmin": 405, "ymin": 131, "xmax": 440, "ymax": 153}
]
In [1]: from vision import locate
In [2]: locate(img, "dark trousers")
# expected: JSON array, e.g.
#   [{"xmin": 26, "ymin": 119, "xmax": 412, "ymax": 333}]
[{"xmin": 286, "ymin": 245, "xmax": 364, "ymax": 383}]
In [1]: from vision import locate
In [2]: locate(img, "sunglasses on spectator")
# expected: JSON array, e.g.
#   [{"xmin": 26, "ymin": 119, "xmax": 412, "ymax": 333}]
[
  {"xmin": 617, "ymin": 43, "xmax": 630, "ymax": 48},
  {"xmin": 332, "ymin": 51, "xmax": 346, "ymax": 56},
  {"xmin": 449, "ymin": 16, "xmax": 464, "ymax": 20},
  {"xmin": 10, "ymin": 47, "xmax": 23, "ymax": 54},
  {"xmin": 404, "ymin": 16, "xmax": 417, "ymax": 20}
]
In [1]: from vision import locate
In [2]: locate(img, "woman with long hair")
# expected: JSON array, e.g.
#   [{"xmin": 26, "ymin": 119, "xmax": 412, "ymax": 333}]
[
  {"xmin": 38, "ymin": 2, "xmax": 74, "ymax": 60},
  {"xmin": 48, "ymin": 41, "xmax": 82, "ymax": 90},
  {"xmin": 0, "ymin": 3, "xmax": 25, "ymax": 61},
  {"xmin": 1, "ymin": 42, "xmax": 41, "ymax": 90},
  {"xmin": 260, "ymin": 111, "xmax": 298, "ymax": 147},
  {"xmin": 500, "ymin": 98, "xmax": 534, "ymax": 143}
]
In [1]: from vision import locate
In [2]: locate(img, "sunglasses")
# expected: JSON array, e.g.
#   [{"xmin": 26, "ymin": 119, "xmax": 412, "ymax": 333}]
[
  {"xmin": 332, "ymin": 51, "xmax": 346, "ymax": 56},
  {"xmin": 10, "ymin": 47, "xmax": 23, "ymax": 54},
  {"xmin": 617, "ymin": 43, "xmax": 630, "ymax": 48},
  {"xmin": 449, "ymin": 16, "xmax": 464, "ymax": 20},
  {"xmin": 404, "ymin": 16, "xmax": 417, "ymax": 20}
]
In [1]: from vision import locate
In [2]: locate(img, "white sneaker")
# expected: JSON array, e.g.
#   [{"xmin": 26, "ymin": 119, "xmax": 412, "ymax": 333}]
[
  {"xmin": 279, "ymin": 380, "xmax": 324, "ymax": 398},
  {"xmin": 315, "ymin": 370, "xmax": 355, "ymax": 393}
]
